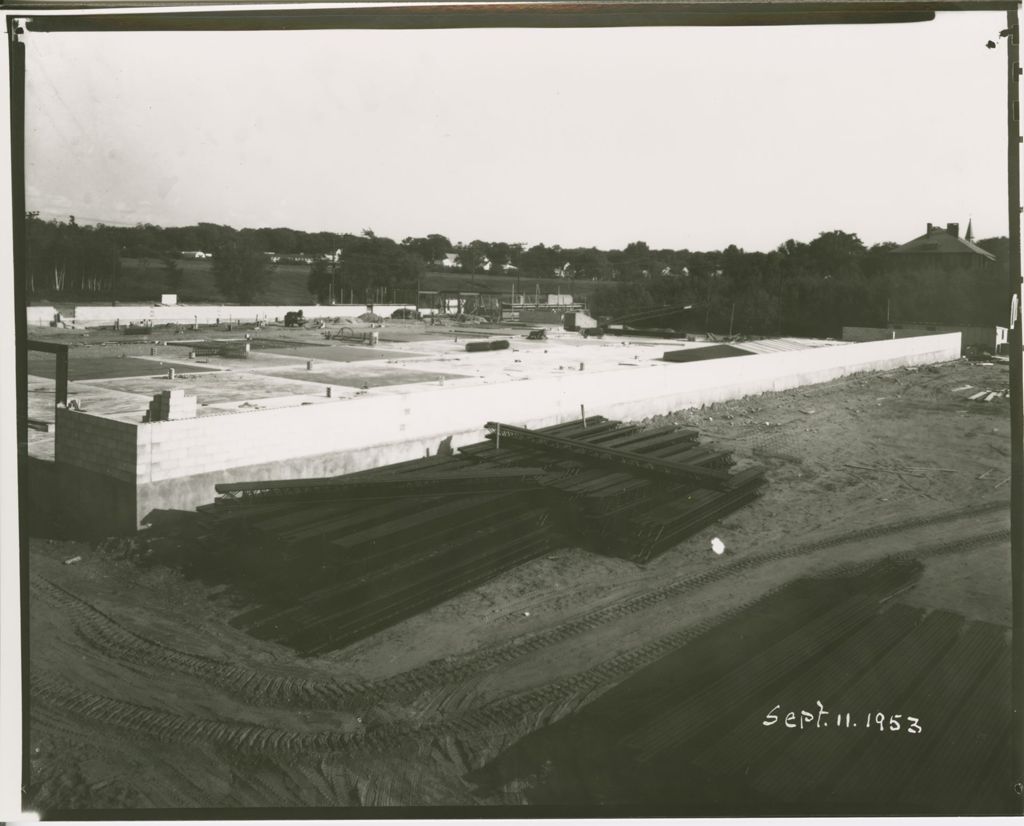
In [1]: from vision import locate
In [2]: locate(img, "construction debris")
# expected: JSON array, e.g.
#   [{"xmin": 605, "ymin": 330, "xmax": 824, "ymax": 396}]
[
  {"xmin": 198, "ymin": 416, "xmax": 765, "ymax": 654},
  {"xmin": 966, "ymin": 388, "xmax": 1009, "ymax": 402},
  {"xmin": 663, "ymin": 345, "xmax": 753, "ymax": 363},
  {"xmin": 465, "ymin": 339, "xmax": 510, "ymax": 352}
]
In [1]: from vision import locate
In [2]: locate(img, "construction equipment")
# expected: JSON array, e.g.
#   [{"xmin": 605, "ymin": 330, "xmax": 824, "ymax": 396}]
[
  {"xmin": 589, "ymin": 302, "xmax": 700, "ymax": 337},
  {"xmin": 284, "ymin": 310, "xmax": 306, "ymax": 327}
]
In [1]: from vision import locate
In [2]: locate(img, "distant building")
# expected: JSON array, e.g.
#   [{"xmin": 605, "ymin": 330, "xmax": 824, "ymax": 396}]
[
  {"xmin": 440, "ymin": 252, "xmax": 459, "ymax": 269},
  {"xmin": 180, "ymin": 250, "xmax": 212, "ymax": 260},
  {"xmin": 889, "ymin": 222, "xmax": 996, "ymax": 269}
]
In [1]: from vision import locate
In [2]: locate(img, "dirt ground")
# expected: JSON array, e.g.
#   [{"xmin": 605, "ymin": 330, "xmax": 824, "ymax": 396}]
[{"xmin": 24, "ymin": 356, "xmax": 1013, "ymax": 811}]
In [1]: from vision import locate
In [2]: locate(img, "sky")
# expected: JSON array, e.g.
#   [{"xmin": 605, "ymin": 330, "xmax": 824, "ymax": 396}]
[{"xmin": 22, "ymin": 11, "xmax": 1010, "ymax": 253}]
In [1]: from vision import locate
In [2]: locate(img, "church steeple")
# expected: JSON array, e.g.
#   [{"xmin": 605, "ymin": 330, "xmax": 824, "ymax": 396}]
[{"xmin": 965, "ymin": 218, "xmax": 974, "ymax": 243}]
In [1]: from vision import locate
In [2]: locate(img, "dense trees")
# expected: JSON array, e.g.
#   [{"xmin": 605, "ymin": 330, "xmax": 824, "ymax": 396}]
[
  {"xmin": 211, "ymin": 238, "xmax": 270, "ymax": 304},
  {"xmin": 334, "ymin": 233, "xmax": 424, "ymax": 304},
  {"xmin": 588, "ymin": 229, "xmax": 1005, "ymax": 338},
  {"xmin": 401, "ymin": 234, "xmax": 451, "ymax": 264},
  {"xmin": 24, "ymin": 214, "xmax": 121, "ymax": 297},
  {"xmin": 22, "ymin": 213, "xmax": 1007, "ymax": 339}
]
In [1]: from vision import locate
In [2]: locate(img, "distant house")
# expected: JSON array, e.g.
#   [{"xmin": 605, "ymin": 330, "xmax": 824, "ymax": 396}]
[
  {"xmin": 889, "ymin": 221, "xmax": 995, "ymax": 269},
  {"xmin": 440, "ymin": 252, "xmax": 459, "ymax": 269},
  {"xmin": 180, "ymin": 250, "xmax": 212, "ymax": 260}
]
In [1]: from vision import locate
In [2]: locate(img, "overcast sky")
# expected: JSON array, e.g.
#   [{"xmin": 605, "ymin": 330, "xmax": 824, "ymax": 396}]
[{"xmin": 23, "ymin": 11, "xmax": 1008, "ymax": 252}]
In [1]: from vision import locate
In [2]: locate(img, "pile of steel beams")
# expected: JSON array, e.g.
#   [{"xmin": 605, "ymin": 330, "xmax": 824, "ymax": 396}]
[{"xmin": 197, "ymin": 417, "xmax": 764, "ymax": 653}]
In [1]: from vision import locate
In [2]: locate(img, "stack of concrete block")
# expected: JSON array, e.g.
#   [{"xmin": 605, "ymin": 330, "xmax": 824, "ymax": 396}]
[{"xmin": 146, "ymin": 389, "xmax": 198, "ymax": 422}]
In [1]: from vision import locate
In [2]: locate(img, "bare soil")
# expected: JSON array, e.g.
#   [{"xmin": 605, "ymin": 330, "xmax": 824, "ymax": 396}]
[{"xmin": 25, "ymin": 357, "xmax": 1012, "ymax": 811}]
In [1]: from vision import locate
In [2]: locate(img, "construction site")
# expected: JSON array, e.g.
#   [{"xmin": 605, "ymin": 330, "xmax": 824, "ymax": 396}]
[{"xmin": 20, "ymin": 307, "xmax": 1015, "ymax": 815}]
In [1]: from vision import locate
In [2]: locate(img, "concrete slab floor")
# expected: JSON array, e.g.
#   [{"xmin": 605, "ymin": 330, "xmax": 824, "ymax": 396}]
[
  {"xmin": 27, "ymin": 353, "xmax": 218, "ymax": 381},
  {"xmin": 261, "ymin": 367, "xmax": 472, "ymax": 388},
  {"xmin": 29, "ymin": 376, "xmax": 153, "ymax": 420},
  {"xmin": 23, "ymin": 327, "xmax": 847, "ymax": 465},
  {"xmin": 85, "ymin": 370, "xmax": 344, "ymax": 406},
  {"xmin": 257, "ymin": 344, "xmax": 421, "ymax": 363}
]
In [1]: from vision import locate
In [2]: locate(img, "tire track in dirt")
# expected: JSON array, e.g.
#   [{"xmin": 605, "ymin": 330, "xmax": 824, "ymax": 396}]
[
  {"xmin": 33, "ymin": 500, "xmax": 1007, "ymax": 712},
  {"xmin": 31, "ymin": 529, "xmax": 1008, "ymax": 760}
]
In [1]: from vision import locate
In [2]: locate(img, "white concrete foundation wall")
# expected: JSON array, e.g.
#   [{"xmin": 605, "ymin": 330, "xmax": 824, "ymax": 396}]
[
  {"xmin": 27, "ymin": 307, "xmax": 58, "ymax": 326},
  {"xmin": 46, "ymin": 304, "xmax": 414, "ymax": 327},
  {"xmin": 126, "ymin": 332, "xmax": 960, "ymax": 484}
]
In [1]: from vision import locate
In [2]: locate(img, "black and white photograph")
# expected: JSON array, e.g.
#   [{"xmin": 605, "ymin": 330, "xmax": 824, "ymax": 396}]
[{"xmin": 2, "ymin": 0, "xmax": 1023, "ymax": 818}]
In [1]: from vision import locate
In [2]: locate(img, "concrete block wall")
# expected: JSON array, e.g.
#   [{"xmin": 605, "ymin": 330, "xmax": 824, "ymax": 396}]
[
  {"xmin": 135, "ymin": 431, "xmax": 471, "ymax": 524},
  {"xmin": 64, "ymin": 303, "xmax": 414, "ymax": 327},
  {"xmin": 55, "ymin": 409, "xmax": 139, "ymax": 482}
]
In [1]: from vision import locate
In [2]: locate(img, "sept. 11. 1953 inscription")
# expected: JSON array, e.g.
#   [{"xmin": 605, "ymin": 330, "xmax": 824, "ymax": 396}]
[{"xmin": 763, "ymin": 701, "xmax": 922, "ymax": 734}]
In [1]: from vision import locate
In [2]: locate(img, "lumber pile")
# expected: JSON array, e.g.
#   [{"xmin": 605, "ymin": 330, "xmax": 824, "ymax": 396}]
[{"xmin": 197, "ymin": 417, "xmax": 765, "ymax": 654}]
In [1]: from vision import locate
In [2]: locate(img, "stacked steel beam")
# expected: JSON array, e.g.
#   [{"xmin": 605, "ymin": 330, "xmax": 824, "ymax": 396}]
[{"xmin": 197, "ymin": 417, "xmax": 764, "ymax": 654}]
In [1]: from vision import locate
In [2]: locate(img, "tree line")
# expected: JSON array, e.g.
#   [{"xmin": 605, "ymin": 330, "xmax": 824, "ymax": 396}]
[{"xmin": 22, "ymin": 214, "xmax": 1008, "ymax": 339}]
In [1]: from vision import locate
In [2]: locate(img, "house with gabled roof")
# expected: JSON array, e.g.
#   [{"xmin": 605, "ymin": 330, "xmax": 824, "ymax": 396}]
[{"xmin": 889, "ymin": 221, "xmax": 996, "ymax": 268}]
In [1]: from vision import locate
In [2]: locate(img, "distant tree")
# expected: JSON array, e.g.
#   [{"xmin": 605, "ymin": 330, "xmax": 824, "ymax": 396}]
[
  {"xmin": 589, "ymin": 281, "xmax": 655, "ymax": 317},
  {"xmin": 519, "ymin": 243, "xmax": 562, "ymax": 277},
  {"xmin": 160, "ymin": 253, "xmax": 182, "ymax": 294},
  {"xmin": 211, "ymin": 238, "xmax": 269, "ymax": 303},
  {"xmin": 339, "ymin": 234, "xmax": 423, "ymax": 302},
  {"xmin": 402, "ymin": 234, "xmax": 452, "ymax": 265},
  {"xmin": 565, "ymin": 248, "xmax": 613, "ymax": 281},
  {"xmin": 807, "ymin": 230, "xmax": 866, "ymax": 278},
  {"xmin": 23, "ymin": 213, "xmax": 121, "ymax": 298},
  {"xmin": 454, "ymin": 242, "xmax": 484, "ymax": 273},
  {"xmin": 308, "ymin": 259, "xmax": 327, "ymax": 302}
]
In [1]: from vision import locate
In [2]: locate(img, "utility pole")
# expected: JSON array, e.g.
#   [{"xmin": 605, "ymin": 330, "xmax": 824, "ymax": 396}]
[{"xmin": 1005, "ymin": 7, "xmax": 1024, "ymax": 806}]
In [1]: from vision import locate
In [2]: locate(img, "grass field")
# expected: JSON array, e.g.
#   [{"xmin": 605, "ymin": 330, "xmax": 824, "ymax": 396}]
[
  {"xmin": 49, "ymin": 259, "xmax": 617, "ymax": 307},
  {"xmin": 419, "ymin": 270, "xmax": 615, "ymax": 301}
]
